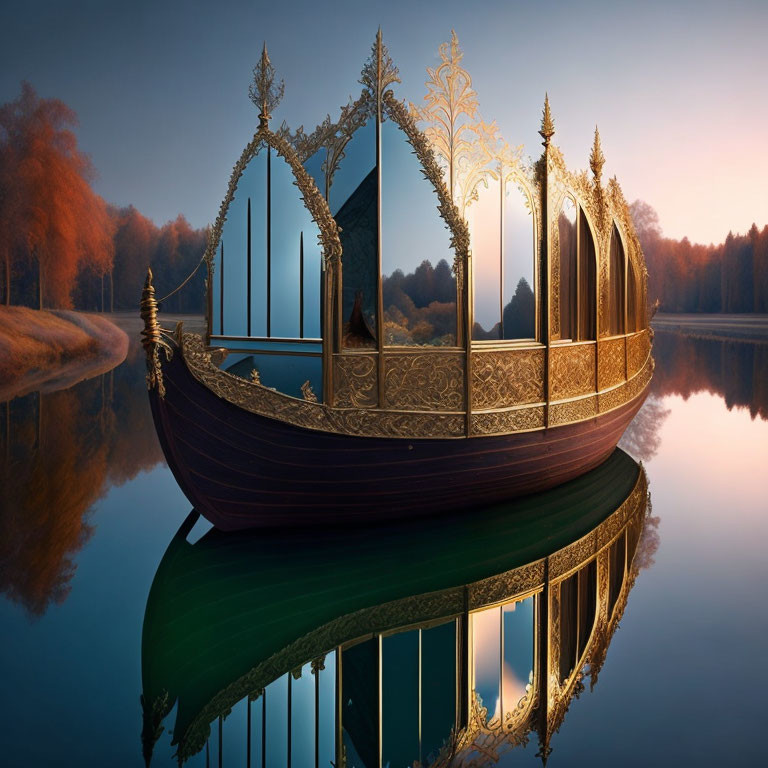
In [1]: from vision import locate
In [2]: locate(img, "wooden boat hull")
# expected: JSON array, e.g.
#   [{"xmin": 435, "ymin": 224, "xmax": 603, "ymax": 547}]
[{"xmin": 149, "ymin": 347, "xmax": 649, "ymax": 530}]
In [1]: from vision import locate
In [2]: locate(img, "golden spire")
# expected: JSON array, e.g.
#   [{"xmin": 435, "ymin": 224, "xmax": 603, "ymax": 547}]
[
  {"xmin": 539, "ymin": 93, "xmax": 555, "ymax": 147},
  {"xmin": 249, "ymin": 41, "xmax": 284, "ymax": 128},
  {"xmin": 590, "ymin": 125, "xmax": 605, "ymax": 184}
]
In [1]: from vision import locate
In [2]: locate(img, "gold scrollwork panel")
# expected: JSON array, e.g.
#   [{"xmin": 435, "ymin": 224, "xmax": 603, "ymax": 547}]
[
  {"xmin": 467, "ymin": 560, "xmax": 545, "ymax": 610},
  {"xmin": 471, "ymin": 406, "xmax": 546, "ymax": 436},
  {"xmin": 383, "ymin": 352, "xmax": 464, "ymax": 411},
  {"xmin": 471, "ymin": 348, "xmax": 545, "ymax": 410},
  {"xmin": 597, "ymin": 337, "xmax": 626, "ymax": 390},
  {"xmin": 550, "ymin": 344, "xmax": 596, "ymax": 400},
  {"xmin": 627, "ymin": 330, "xmax": 650, "ymax": 377},
  {"xmin": 332, "ymin": 354, "xmax": 377, "ymax": 408},
  {"xmin": 549, "ymin": 395, "xmax": 598, "ymax": 426}
]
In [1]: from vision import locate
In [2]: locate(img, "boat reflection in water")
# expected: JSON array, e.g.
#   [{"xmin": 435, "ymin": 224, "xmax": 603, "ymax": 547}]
[{"xmin": 141, "ymin": 449, "xmax": 654, "ymax": 766}]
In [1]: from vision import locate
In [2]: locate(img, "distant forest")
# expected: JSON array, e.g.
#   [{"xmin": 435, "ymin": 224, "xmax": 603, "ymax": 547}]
[
  {"xmin": 631, "ymin": 201, "xmax": 768, "ymax": 314},
  {"xmin": 2, "ymin": 84, "xmax": 766, "ymax": 319}
]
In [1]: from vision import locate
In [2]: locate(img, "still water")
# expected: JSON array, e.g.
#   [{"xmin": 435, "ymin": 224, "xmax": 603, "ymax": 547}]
[{"xmin": 0, "ymin": 323, "xmax": 766, "ymax": 767}]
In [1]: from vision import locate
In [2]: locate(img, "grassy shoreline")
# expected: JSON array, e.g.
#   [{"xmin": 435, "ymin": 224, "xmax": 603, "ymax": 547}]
[
  {"xmin": 0, "ymin": 306, "xmax": 129, "ymax": 399},
  {"xmin": 653, "ymin": 313, "xmax": 768, "ymax": 342}
]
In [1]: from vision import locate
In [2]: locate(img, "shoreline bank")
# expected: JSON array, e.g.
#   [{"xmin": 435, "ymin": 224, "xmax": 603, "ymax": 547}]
[{"xmin": 0, "ymin": 307, "xmax": 129, "ymax": 400}]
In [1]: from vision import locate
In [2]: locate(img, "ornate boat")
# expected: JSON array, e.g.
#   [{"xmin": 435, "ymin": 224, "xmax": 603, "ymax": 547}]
[
  {"xmin": 140, "ymin": 448, "xmax": 653, "ymax": 765},
  {"xmin": 140, "ymin": 32, "xmax": 653, "ymax": 530}
]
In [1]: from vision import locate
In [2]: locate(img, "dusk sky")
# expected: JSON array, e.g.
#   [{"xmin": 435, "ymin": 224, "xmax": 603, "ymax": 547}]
[{"xmin": 2, "ymin": 0, "xmax": 766, "ymax": 246}]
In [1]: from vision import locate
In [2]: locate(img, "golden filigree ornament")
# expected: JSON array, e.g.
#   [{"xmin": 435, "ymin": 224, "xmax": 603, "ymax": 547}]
[
  {"xmin": 300, "ymin": 380, "xmax": 318, "ymax": 403},
  {"xmin": 140, "ymin": 268, "xmax": 173, "ymax": 398},
  {"xmin": 249, "ymin": 42, "xmax": 284, "ymax": 128}
]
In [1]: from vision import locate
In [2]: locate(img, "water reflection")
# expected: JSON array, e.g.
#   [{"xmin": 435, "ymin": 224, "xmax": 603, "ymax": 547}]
[
  {"xmin": 0, "ymin": 340, "xmax": 162, "ymax": 616},
  {"xmin": 651, "ymin": 330, "xmax": 768, "ymax": 420},
  {"xmin": 141, "ymin": 450, "xmax": 657, "ymax": 766}
]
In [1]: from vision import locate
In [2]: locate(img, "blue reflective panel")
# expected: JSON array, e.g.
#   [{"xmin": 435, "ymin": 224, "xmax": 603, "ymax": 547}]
[
  {"xmin": 224, "ymin": 352, "xmax": 322, "ymax": 400},
  {"xmin": 330, "ymin": 120, "xmax": 376, "ymax": 216},
  {"xmin": 502, "ymin": 596, "xmax": 534, "ymax": 718},
  {"xmin": 271, "ymin": 152, "xmax": 322, "ymax": 338},
  {"xmin": 421, "ymin": 620, "xmax": 456, "ymax": 763},
  {"xmin": 264, "ymin": 675, "xmax": 288, "ymax": 768},
  {"xmin": 381, "ymin": 118, "xmax": 456, "ymax": 346},
  {"xmin": 333, "ymin": 120, "xmax": 377, "ymax": 347},
  {"xmin": 502, "ymin": 183, "xmax": 536, "ymax": 340},
  {"xmin": 342, "ymin": 638, "xmax": 378, "ymax": 768},
  {"xmin": 291, "ymin": 663, "xmax": 315, "ymax": 768},
  {"xmin": 469, "ymin": 179, "xmax": 502, "ymax": 340},
  {"xmin": 251, "ymin": 695, "xmax": 264, "ymax": 768},
  {"xmin": 382, "ymin": 630, "xmax": 419, "ymax": 768},
  {"xmin": 222, "ymin": 697, "xmax": 248, "ymax": 768},
  {"xmin": 216, "ymin": 146, "xmax": 268, "ymax": 337},
  {"xmin": 317, "ymin": 652, "xmax": 337, "ymax": 768},
  {"xmin": 471, "ymin": 606, "xmax": 500, "ymax": 723}
]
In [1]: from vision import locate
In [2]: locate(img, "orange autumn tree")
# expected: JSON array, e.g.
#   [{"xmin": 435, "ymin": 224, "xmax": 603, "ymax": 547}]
[{"xmin": 0, "ymin": 82, "xmax": 113, "ymax": 308}]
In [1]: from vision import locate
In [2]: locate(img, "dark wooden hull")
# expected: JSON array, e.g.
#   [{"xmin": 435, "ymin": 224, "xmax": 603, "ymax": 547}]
[{"xmin": 150, "ymin": 350, "xmax": 648, "ymax": 530}]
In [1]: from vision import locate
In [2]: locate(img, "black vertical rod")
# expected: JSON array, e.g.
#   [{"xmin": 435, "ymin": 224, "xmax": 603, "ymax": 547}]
[
  {"xmin": 287, "ymin": 675, "xmax": 292, "ymax": 768},
  {"xmin": 247, "ymin": 197, "xmax": 252, "ymax": 336},
  {"xmin": 206, "ymin": 739, "xmax": 210, "ymax": 768},
  {"xmin": 219, "ymin": 241, "xmax": 224, "ymax": 335},
  {"xmin": 315, "ymin": 666, "xmax": 320, "ymax": 768},
  {"xmin": 218, "ymin": 715, "xmax": 223, "ymax": 768},
  {"xmin": 458, "ymin": 587, "xmax": 469, "ymax": 728},
  {"xmin": 262, "ymin": 689, "xmax": 267, "ymax": 767},
  {"xmin": 300, "ymin": 231, "xmax": 305, "ymax": 338},
  {"xmin": 267, "ymin": 147, "xmax": 272, "ymax": 338},
  {"xmin": 247, "ymin": 697, "xmax": 252, "ymax": 768}
]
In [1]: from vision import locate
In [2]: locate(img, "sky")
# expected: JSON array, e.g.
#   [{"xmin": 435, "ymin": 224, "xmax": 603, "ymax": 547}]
[{"xmin": 1, "ymin": 0, "xmax": 766, "ymax": 246}]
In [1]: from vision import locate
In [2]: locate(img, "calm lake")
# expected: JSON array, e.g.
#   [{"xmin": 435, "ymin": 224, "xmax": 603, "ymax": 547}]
[{"xmin": 1, "ymin": 318, "xmax": 766, "ymax": 767}]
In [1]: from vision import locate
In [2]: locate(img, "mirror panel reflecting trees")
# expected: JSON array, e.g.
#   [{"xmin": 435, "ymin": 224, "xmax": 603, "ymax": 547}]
[{"xmin": 381, "ymin": 118, "xmax": 457, "ymax": 346}]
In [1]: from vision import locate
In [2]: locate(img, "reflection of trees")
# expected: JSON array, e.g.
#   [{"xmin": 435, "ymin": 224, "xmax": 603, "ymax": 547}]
[
  {"xmin": 0, "ymin": 342, "xmax": 163, "ymax": 616},
  {"xmin": 652, "ymin": 330, "xmax": 768, "ymax": 420},
  {"xmin": 473, "ymin": 278, "xmax": 535, "ymax": 341},
  {"xmin": 619, "ymin": 396, "xmax": 671, "ymax": 462},
  {"xmin": 382, "ymin": 258, "xmax": 457, "ymax": 345}
]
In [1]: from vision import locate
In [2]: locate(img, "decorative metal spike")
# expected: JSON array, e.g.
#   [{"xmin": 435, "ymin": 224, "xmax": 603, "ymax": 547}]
[
  {"xmin": 590, "ymin": 125, "xmax": 605, "ymax": 184},
  {"xmin": 360, "ymin": 27, "xmax": 400, "ymax": 98},
  {"xmin": 249, "ymin": 41, "xmax": 285, "ymax": 128},
  {"xmin": 539, "ymin": 93, "xmax": 555, "ymax": 146}
]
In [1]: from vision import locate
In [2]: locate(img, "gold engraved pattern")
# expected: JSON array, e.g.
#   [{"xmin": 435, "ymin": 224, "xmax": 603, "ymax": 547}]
[
  {"xmin": 467, "ymin": 561, "xmax": 545, "ymax": 610},
  {"xmin": 627, "ymin": 329, "xmax": 650, "ymax": 377},
  {"xmin": 471, "ymin": 349, "xmax": 545, "ymax": 410},
  {"xmin": 383, "ymin": 353, "xmax": 465, "ymax": 411},
  {"xmin": 471, "ymin": 406, "xmax": 546, "ymax": 435},
  {"xmin": 549, "ymin": 396, "xmax": 597, "ymax": 426},
  {"xmin": 332, "ymin": 354, "xmax": 377, "ymax": 408},
  {"xmin": 550, "ymin": 344, "xmax": 596, "ymax": 399},
  {"xmin": 598, "ymin": 337, "xmax": 626, "ymax": 390}
]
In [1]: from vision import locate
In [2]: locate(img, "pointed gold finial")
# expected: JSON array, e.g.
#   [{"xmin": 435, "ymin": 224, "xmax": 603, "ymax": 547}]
[
  {"xmin": 590, "ymin": 125, "xmax": 605, "ymax": 184},
  {"xmin": 249, "ymin": 41, "xmax": 284, "ymax": 128},
  {"xmin": 360, "ymin": 27, "xmax": 400, "ymax": 98},
  {"xmin": 539, "ymin": 93, "xmax": 555, "ymax": 147}
]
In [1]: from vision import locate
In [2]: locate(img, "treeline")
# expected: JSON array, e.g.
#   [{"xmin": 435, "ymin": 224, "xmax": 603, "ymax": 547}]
[
  {"xmin": 0, "ymin": 83, "xmax": 206, "ymax": 314},
  {"xmin": 631, "ymin": 201, "xmax": 768, "ymax": 313}
]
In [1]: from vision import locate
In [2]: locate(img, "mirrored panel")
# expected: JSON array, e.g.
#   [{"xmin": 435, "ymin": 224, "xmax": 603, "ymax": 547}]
[
  {"xmin": 381, "ymin": 118, "xmax": 457, "ymax": 346},
  {"xmin": 341, "ymin": 638, "xmax": 378, "ymax": 768},
  {"xmin": 578, "ymin": 209, "xmax": 597, "ymax": 340},
  {"xmin": 502, "ymin": 181, "xmax": 536, "ymax": 340},
  {"xmin": 557, "ymin": 196, "xmax": 577, "ymax": 341},
  {"xmin": 290, "ymin": 663, "xmax": 315, "ymax": 768},
  {"xmin": 332, "ymin": 120, "xmax": 377, "ymax": 348},
  {"xmin": 470, "ymin": 180, "xmax": 502, "ymax": 340},
  {"xmin": 382, "ymin": 630, "xmax": 419, "ymax": 767},
  {"xmin": 502, "ymin": 595, "xmax": 534, "ymax": 718},
  {"xmin": 609, "ymin": 224, "xmax": 626, "ymax": 336},
  {"xmin": 627, "ymin": 256, "xmax": 639, "ymax": 333},
  {"xmin": 215, "ymin": 147, "xmax": 268, "ymax": 337},
  {"xmin": 471, "ymin": 605, "xmax": 501, "ymax": 723}
]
